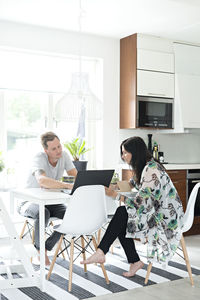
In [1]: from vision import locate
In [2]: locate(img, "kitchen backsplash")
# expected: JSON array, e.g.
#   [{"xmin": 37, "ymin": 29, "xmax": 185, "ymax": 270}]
[{"xmin": 119, "ymin": 129, "xmax": 200, "ymax": 164}]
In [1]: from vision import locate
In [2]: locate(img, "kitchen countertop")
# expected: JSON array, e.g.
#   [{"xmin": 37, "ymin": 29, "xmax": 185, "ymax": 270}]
[{"xmin": 119, "ymin": 163, "xmax": 200, "ymax": 171}]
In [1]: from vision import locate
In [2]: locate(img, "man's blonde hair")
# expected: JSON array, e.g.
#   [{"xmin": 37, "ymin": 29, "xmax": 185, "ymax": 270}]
[{"xmin": 40, "ymin": 132, "xmax": 60, "ymax": 149}]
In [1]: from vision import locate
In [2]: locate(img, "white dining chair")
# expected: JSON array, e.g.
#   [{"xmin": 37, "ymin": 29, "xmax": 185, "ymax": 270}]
[
  {"xmin": 145, "ymin": 182, "xmax": 200, "ymax": 286},
  {"xmin": 47, "ymin": 185, "xmax": 110, "ymax": 292}
]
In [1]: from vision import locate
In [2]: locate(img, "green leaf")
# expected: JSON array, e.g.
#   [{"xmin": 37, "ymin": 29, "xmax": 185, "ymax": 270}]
[{"xmin": 63, "ymin": 137, "xmax": 91, "ymax": 160}]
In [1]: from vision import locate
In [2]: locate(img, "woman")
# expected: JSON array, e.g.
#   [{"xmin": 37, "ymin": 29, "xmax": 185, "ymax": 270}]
[{"xmin": 81, "ymin": 137, "xmax": 184, "ymax": 277}]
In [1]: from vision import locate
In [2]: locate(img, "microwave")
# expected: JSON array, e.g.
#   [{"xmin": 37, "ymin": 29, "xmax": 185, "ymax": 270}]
[{"xmin": 137, "ymin": 96, "xmax": 173, "ymax": 128}]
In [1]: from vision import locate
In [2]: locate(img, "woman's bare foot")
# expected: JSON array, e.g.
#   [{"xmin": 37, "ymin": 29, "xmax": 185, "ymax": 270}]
[
  {"xmin": 123, "ymin": 260, "xmax": 144, "ymax": 277},
  {"xmin": 80, "ymin": 249, "xmax": 105, "ymax": 265}
]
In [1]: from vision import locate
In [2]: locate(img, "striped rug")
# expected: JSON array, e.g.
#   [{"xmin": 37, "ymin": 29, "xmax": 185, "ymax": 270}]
[{"xmin": 1, "ymin": 247, "xmax": 200, "ymax": 300}]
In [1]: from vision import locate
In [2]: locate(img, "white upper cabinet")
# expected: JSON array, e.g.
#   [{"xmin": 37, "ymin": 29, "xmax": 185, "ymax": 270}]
[
  {"xmin": 174, "ymin": 43, "xmax": 200, "ymax": 76},
  {"xmin": 137, "ymin": 49, "xmax": 174, "ymax": 73},
  {"xmin": 136, "ymin": 35, "xmax": 175, "ymax": 99},
  {"xmin": 137, "ymin": 34, "xmax": 174, "ymax": 52},
  {"xmin": 176, "ymin": 73, "xmax": 200, "ymax": 128},
  {"xmin": 174, "ymin": 43, "xmax": 200, "ymax": 129},
  {"xmin": 137, "ymin": 70, "xmax": 175, "ymax": 98}
]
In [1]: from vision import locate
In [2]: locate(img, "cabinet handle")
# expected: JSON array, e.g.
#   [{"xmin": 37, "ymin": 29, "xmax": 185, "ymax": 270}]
[
  {"xmin": 173, "ymin": 181, "xmax": 179, "ymax": 184},
  {"xmin": 148, "ymin": 92, "xmax": 166, "ymax": 96}
]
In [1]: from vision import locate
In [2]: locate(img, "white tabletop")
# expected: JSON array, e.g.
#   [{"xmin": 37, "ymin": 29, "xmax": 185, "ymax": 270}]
[{"xmin": 11, "ymin": 188, "xmax": 71, "ymax": 205}]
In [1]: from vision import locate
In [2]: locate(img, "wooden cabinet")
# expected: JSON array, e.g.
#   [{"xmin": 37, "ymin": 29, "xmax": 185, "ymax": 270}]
[
  {"xmin": 122, "ymin": 169, "xmax": 133, "ymax": 182},
  {"xmin": 166, "ymin": 170, "xmax": 187, "ymax": 211},
  {"xmin": 120, "ymin": 34, "xmax": 137, "ymax": 129},
  {"xmin": 120, "ymin": 33, "xmax": 174, "ymax": 129}
]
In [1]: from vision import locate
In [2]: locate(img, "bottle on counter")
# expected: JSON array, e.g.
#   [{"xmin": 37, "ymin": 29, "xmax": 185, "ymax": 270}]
[
  {"xmin": 153, "ymin": 142, "xmax": 159, "ymax": 160},
  {"xmin": 147, "ymin": 134, "xmax": 153, "ymax": 154},
  {"xmin": 158, "ymin": 151, "xmax": 164, "ymax": 163}
]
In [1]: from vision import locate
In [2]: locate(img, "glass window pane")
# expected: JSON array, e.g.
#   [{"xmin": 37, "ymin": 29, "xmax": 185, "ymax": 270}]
[{"xmin": 5, "ymin": 91, "xmax": 48, "ymax": 186}]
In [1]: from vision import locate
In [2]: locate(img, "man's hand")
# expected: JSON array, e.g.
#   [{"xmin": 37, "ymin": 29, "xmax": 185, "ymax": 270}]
[{"xmin": 34, "ymin": 170, "xmax": 73, "ymax": 189}]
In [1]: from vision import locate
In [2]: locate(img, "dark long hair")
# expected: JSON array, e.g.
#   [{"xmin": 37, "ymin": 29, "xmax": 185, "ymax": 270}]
[{"xmin": 120, "ymin": 136, "xmax": 152, "ymax": 184}]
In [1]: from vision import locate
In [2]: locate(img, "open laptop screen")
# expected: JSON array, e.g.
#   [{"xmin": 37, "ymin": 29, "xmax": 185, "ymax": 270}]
[{"xmin": 68, "ymin": 169, "xmax": 114, "ymax": 195}]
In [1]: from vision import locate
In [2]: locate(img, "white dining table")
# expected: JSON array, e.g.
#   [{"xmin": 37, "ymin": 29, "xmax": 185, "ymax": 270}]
[{"xmin": 10, "ymin": 188, "xmax": 71, "ymax": 292}]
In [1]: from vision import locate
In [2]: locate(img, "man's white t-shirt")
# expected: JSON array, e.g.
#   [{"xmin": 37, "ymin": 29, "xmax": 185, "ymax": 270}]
[{"xmin": 26, "ymin": 151, "xmax": 75, "ymax": 188}]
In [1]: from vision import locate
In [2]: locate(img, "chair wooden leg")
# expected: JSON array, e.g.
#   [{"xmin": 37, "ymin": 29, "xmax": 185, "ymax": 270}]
[
  {"xmin": 81, "ymin": 236, "xmax": 87, "ymax": 272},
  {"xmin": 47, "ymin": 235, "xmax": 64, "ymax": 280},
  {"xmin": 180, "ymin": 235, "xmax": 194, "ymax": 286},
  {"xmin": 145, "ymin": 262, "xmax": 152, "ymax": 284},
  {"xmin": 60, "ymin": 244, "xmax": 66, "ymax": 260},
  {"xmin": 68, "ymin": 238, "xmax": 74, "ymax": 292},
  {"xmin": 97, "ymin": 228, "xmax": 101, "ymax": 245},
  {"xmin": 92, "ymin": 236, "xmax": 109, "ymax": 284},
  {"xmin": 19, "ymin": 220, "xmax": 28, "ymax": 239},
  {"xmin": 110, "ymin": 244, "xmax": 114, "ymax": 254},
  {"xmin": 49, "ymin": 221, "xmax": 65, "ymax": 260}
]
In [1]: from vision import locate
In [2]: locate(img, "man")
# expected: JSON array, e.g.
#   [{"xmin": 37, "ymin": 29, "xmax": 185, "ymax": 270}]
[{"xmin": 18, "ymin": 132, "xmax": 77, "ymax": 265}]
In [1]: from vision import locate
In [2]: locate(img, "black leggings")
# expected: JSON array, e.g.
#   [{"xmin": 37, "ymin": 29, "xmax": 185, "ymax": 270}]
[{"xmin": 98, "ymin": 206, "xmax": 140, "ymax": 263}]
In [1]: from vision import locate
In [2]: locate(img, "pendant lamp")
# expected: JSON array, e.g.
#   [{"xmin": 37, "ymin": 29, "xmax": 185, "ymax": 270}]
[{"xmin": 55, "ymin": 0, "xmax": 102, "ymax": 132}]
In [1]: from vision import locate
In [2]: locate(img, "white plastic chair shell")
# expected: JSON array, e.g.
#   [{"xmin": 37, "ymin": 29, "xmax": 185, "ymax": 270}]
[
  {"xmin": 182, "ymin": 182, "xmax": 200, "ymax": 233},
  {"xmin": 55, "ymin": 185, "xmax": 107, "ymax": 236}
]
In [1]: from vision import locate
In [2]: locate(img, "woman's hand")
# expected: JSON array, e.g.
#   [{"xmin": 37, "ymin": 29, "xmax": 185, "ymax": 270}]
[{"xmin": 105, "ymin": 187, "xmax": 118, "ymax": 199}]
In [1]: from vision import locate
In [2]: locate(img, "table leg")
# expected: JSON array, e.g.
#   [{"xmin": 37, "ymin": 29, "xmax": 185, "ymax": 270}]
[{"xmin": 39, "ymin": 203, "xmax": 45, "ymax": 292}]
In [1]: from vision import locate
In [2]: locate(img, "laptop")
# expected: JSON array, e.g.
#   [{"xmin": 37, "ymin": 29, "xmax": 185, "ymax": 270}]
[{"xmin": 62, "ymin": 169, "xmax": 115, "ymax": 195}]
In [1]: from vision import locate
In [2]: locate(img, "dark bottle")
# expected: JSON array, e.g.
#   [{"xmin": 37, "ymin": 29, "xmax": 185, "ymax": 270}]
[{"xmin": 147, "ymin": 134, "xmax": 153, "ymax": 154}]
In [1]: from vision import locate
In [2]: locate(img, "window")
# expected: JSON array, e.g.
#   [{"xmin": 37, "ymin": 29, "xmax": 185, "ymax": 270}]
[{"xmin": 0, "ymin": 48, "xmax": 103, "ymax": 187}]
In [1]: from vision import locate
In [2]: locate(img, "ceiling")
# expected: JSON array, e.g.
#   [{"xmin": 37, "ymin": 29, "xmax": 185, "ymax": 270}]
[{"xmin": 1, "ymin": 0, "xmax": 200, "ymax": 44}]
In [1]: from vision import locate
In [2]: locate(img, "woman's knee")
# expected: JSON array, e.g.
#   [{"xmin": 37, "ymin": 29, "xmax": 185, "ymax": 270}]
[{"xmin": 116, "ymin": 206, "xmax": 127, "ymax": 218}]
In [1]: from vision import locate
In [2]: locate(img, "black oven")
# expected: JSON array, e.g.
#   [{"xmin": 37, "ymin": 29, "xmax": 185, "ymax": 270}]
[
  {"xmin": 137, "ymin": 96, "xmax": 173, "ymax": 128},
  {"xmin": 187, "ymin": 169, "xmax": 200, "ymax": 217}
]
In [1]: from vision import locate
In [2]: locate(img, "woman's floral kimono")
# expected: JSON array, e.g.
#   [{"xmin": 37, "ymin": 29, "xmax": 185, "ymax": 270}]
[{"xmin": 124, "ymin": 159, "xmax": 184, "ymax": 264}]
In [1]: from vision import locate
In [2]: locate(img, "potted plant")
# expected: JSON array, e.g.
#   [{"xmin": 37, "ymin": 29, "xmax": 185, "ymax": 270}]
[{"xmin": 63, "ymin": 137, "xmax": 91, "ymax": 171}]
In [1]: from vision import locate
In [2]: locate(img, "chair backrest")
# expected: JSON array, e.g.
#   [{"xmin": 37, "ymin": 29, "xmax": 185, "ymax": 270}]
[
  {"xmin": 56, "ymin": 185, "xmax": 107, "ymax": 235},
  {"xmin": 182, "ymin": 182, "xmax": 200, "ymax": 233}
]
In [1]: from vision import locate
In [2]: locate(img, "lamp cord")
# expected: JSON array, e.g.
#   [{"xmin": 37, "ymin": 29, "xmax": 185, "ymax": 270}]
[{"xmin": 78, "ymin": 0, "xmax": 84, "ymax": 91}]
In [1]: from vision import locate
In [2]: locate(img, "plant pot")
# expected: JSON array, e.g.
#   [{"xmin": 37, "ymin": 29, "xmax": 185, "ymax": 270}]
[{"xmin": 73, "ymin": 160, "xmax": 88, "ymax": 171}]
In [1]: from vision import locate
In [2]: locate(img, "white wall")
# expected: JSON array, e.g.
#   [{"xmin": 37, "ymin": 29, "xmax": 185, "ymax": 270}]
[
  {"xmin": 119, "ymin": 129, "xmax": 200, "ymax": 164},
  {"xmin": 1, "ymin": 21, "xmax": 200, "ymax": 167},
  {"xmin": 0, "ymin": 20, "xmax": 120, "ymax": 168}
]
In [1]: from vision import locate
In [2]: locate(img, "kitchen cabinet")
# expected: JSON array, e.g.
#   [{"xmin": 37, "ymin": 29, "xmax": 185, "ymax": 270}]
[
  {"xmin": 166, "ymin": 170, "xmax": 186, "ymax": 211},
  {"xmin": 137, "ymin": 70, "xmax": 174, "ymax": 98},
  {"xmin": 175, "ymin": 73, "xmax": 200, "ymax": 128},
  {"xmin": 137, "ymin": 49, "xmax": 174, "ymax": 73},
  {"xmin": 173, "ymin": 43, "xmax": 200, "ymax": 129},
  {"xmin": 120, "ymin": 33, "xmax": 174, "ymax": 129}
]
